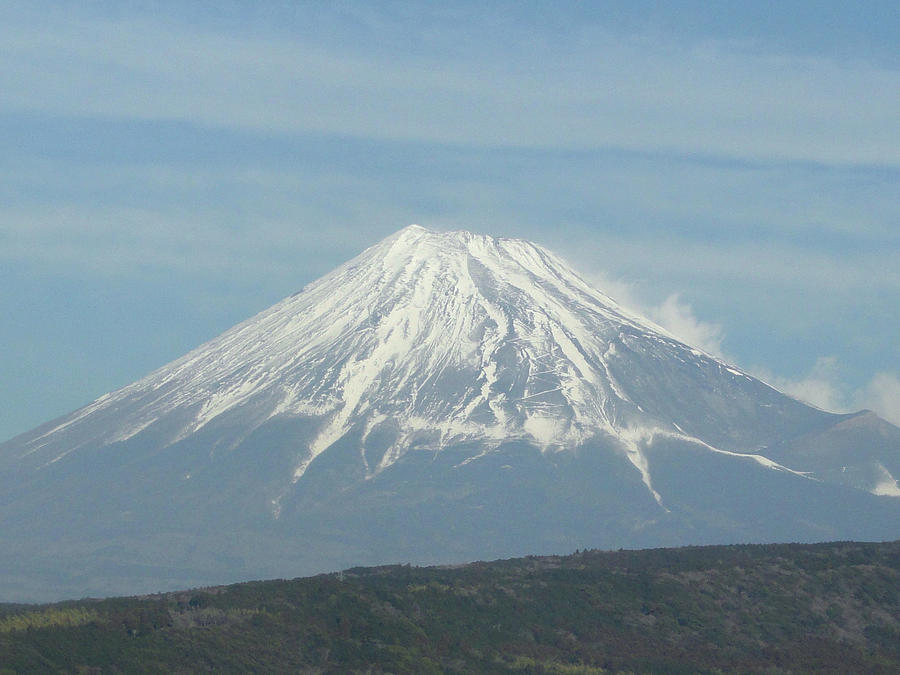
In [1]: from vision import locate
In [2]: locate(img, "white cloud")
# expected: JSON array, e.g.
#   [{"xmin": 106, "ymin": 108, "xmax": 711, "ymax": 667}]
[
  {"xmin": 855, "ymin": 373, "xmax": 900, "ymax": 427},
  {"xmin": 566, "ymin": 234, "xmax": 900, "ymax": 294},
  {"xmin": 580, "ymin": 272, "xmax": 900, "ymax": 427},
  {"xmin": 646, "ymin": 294, "xmax": 727, "ymax": 359},
  {"xmin": 1, "ymin": 5, "xmax": 899, "ymax": 166},
  {"xmin": 766, "ymin": 356, "xmax": 847, "ymax": 413},
  {"xmin": 753, "ymin": 357, "xmax": 900, "ymax": 427},
  {"xmin": 578, "ymin": 271, "xmax": 643, "ymax": 314},
  {"xmin": 581, "ymin": 271, "xmax": 727, "ymax": 359}
]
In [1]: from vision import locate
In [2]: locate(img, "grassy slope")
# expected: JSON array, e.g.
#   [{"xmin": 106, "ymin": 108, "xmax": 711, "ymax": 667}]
[{"xmin": 1, "ymin": 541, "xmax": 899, "ymax": 674}]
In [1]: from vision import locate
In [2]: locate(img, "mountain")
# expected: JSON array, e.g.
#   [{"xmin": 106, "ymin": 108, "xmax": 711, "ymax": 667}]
[{"xmin": 2, "ymin": 225, "xmax": 899, "ymax": 602}]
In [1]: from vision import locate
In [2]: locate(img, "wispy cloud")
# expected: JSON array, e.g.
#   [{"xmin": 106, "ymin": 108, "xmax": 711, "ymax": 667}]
[
  {"xmin": 0, "ymin": 3, "xmax": 897, "ymax": 441},
  {"xmin": 1, "ymin": 4, "xmax": 899, "ymax": 166},
  {"xmin": 581, "ymin": 271, "xmax": 727, "ymax": 358},
  {"xmin": 580, "ymin": 273, "xmax": 900, "ymax": 426},
  {"xmin": 766, "ymin": 356, "xmax": 847, "ymax": 413},
  {"xmin": 647, "ymin": 295, "xmax": 727, "ymax": 359},
  {"xmin": 854, "ymin": 373, "xmax": 900, "ymax": 426},
  {"xmin": 753, "ymin": 357, "xmax": 900, "ymax": 427},
  {"xmin": 569, "ymin": 233, "xmax": 900, "ymax": 294}
]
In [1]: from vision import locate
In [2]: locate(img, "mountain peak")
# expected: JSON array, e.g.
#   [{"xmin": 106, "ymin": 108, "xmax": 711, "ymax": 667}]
[
  {"xmin": 10, "ymin": 226, "xmax": 810, "ymax": 504},
  {"xmin": 8, "ymin": 226, "xmax": 898, "ymax": 511},
  {"xmin": 384, "ymin": 224, "xmax": 538, "ymax": 260},
  {"xmin": 3, "ymin": 225, "xmax": 898, "ymax": 602}
]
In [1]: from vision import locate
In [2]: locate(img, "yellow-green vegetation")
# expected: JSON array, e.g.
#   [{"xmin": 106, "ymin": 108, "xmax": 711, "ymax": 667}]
[
  {"xmin": 506, "ymin": 655, "xmax": 609, "ymax": 673},
  {"xmin": 0, "ymin": 541, "xmax": 899, "ymax": 674},
  {"xmin": 0, "ymin": 607, "xmax": 98, "ymax": 633}
]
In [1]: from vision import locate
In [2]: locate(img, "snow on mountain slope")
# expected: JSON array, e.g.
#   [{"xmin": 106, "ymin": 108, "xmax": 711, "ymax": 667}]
[
  {"xmin": 2, "ymin": 224, "xmax": 899, "ymax": 602},
  {"xmin": 12, "ymin": 225, "xmax": 895, "ymax": 503},
  {"xmin": 12, "ymin": 226, "xmax": 824, "ymax": 499}
]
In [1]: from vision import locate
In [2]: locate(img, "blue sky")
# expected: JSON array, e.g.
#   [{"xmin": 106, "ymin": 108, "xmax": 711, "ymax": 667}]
[{"xmin": 2, "ymin": 0, "xmax": 899, "ymax": 440}]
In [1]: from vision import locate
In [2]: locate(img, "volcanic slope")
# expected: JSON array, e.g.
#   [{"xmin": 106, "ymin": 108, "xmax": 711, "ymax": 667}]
[{"xmin": 2, "ymin": 225, "xmax": 898, "ymax": 601}]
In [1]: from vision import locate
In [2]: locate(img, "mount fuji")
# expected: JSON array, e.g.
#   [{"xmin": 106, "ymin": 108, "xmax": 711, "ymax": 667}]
[{"xmin": 2, "ymin": 225, "xmax": 899, "ymax": 601}]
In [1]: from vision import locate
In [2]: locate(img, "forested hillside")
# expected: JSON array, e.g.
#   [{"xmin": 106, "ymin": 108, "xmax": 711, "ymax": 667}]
[{"xmin": 2, "ymin": 541, "xmax": 899, "ymax": 673}]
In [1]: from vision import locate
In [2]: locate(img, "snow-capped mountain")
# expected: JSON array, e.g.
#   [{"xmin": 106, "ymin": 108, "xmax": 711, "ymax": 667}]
[{"xmin": 2, "ymin": 225, "xmax": 898, "ymax": 602}]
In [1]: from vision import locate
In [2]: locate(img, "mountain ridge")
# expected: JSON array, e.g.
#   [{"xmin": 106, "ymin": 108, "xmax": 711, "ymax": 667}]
[
  {"xmin": 10, "ymin": 225, "xmax": 884, "ymax": 498},
  {"xmin": 3, "ymin": 540, "xmax": 900, "ymax": 674},
  {"xmin": 1, "ymin": 225, "xmax": 898, "ymax": 601}
]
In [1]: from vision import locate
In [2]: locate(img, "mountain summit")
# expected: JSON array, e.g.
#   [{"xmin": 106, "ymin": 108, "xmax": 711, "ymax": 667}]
[{"xmin": 2, "ymin": 225, "xmax": 899, "ymax": 601}]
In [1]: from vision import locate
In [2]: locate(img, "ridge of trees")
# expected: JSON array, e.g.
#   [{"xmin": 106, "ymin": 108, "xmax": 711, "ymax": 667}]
[{"xmin": 1, "ymin": 540, "xmax": 899, "ymax": 673}]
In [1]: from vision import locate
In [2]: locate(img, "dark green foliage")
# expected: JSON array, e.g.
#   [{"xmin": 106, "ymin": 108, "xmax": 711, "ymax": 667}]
[{"xmin": 1, "ymin": 541, "xmax": 899, "ymax": 673}]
